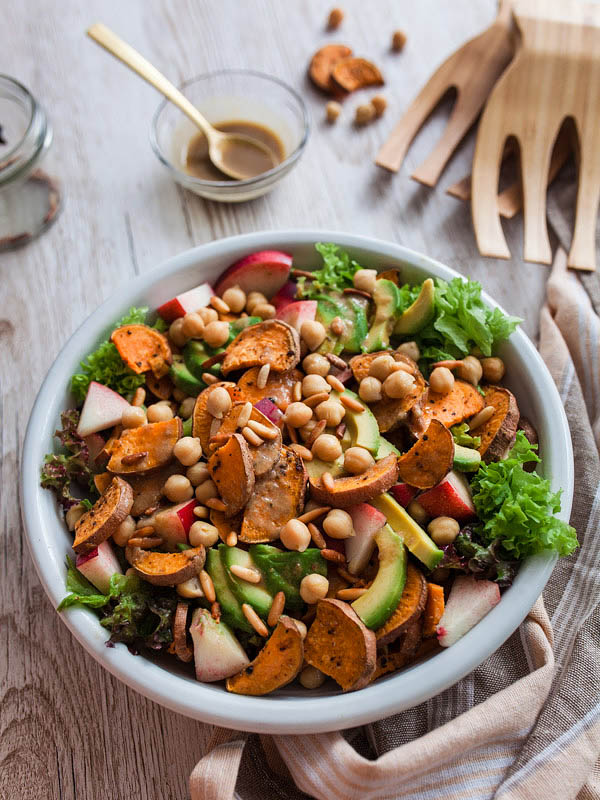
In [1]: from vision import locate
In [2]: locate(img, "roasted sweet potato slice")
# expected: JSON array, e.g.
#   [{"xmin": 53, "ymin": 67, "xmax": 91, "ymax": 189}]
[
  {"xmin": 309, "ymin": 43, "xmax": 353, "ymax": 93},
  {"xmin": 226, "ymin": 616, "xmax": 304, "ymax": 696},
  {"xmin": 331, "ymin": 57, "xmax": 384, "ymax": 92},
  {"xmin": 126, "ymin": 545, "xmax": 205, "ymax": 586},
  {"xmin": 111, "ymin": 324, "xmax": 172, "ymax": 378},
  {"xmin": 240, "ymin": 447, "xmax": 306, "ymax": 543},
  {"xmin": 397, "ymin": 420, "xmax": 453, "ymax": 490},
  {"xmin": 373, "ymin": 619, "xmax": 423, "ymax": 681},
  {"xmin": 376, "ymin": 563, "xmax": 428, "ymax": 646},
  {"xmin": 207, "ymin": 432, "xmax": 255, "ymax": 516},
  {"xmin": 304, "ymin": 598, "xmax": 376, "ymax": 691},
  {"xmin": 192, "ymin": 382, "xmax": 236, "ymax": 452},
  {"xmin": 210, "ymin": 508, "xmax": 243, "ymax": 542},
  {"xmin": 423, "ymin": 583, "xmax": 445, "ymax": 637},
  {"xmin": 419, "ymin": 380, "xmax": 485, "ymax": 431},
  {"xmin": 73, "ymin": 476, "xmax": 134, "ymax": 554},
  {"xmin": 146, "ymin": 372, "xmax": 173, "ymax": 400},
  {"xmin": 477, "ymin": 386, "xmax": 520, "ymax": 462},
  {"xmin": 221, "ymin": 320, "xmax": 300, "ymax": 376},
  {"xmin": 95, "ymin": 464, "xmax": 179, "ymax": 516},
  {"xmin": 217, "ymin": 403, "xmax": 281, "ymax": 476},
  {"xmin": 107, "ymin": 417, "xmax": 182, "ymax": 474},
  {"xmin": 309, "ymin": 454, "xmax": 399, "ymax": 508},
  {"xmin": 229, "ymin": 367, "xmax": 302, "ymax": 408},
  {"xmin": 173, "ymin": 602, "xmax": 193, "ymax": 663}
]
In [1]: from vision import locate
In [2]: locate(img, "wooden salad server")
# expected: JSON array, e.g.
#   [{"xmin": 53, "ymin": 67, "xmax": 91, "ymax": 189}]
[
  {"xmin": 375, "ymin": 0, "xmax": 515, "ymax": 186},
  {"xmin": 471, "ymin": 0, "xmax": 600, "ymax": 271}
]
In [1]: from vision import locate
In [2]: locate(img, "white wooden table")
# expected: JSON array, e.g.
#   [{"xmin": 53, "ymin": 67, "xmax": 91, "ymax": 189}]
[{"xmin": 1, "ymin": 1, "xmax": 551, "ymax": 797}]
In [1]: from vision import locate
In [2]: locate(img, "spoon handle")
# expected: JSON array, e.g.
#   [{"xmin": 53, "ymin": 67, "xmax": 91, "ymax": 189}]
[{"xmin": 87, "ymin": 23, "xmax": 214, "ymax": 140}]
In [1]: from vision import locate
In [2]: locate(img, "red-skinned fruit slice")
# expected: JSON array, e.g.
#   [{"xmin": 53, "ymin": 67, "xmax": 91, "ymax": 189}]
[
  {"xmin": 214, "ymin": 250, "xmax": 293, "ymax": 298},
  {"xmin": 345, "ymin": 503, "xmax": 387, "ymax": 575},
  {"xmin": 389, "ymin": 483, "xmax": 419, "ymax": 508},
  {"xmin": 276, "ymin": 300, "xmax": 317, "ymax": 332},
  {"xmin": 157, "ymin": 282, "xmax": 214, "ymax": 323},
  {"xmin": 437, "ymin": 576, "xmax": 500, "ymax": 647},
  {"xmin": 77, "ymin": 381, "xmax": 130, "ymax": 437},
  {"xmin": 76, "ymin": 540, "xmax": 123, "ymax": 594},
  {"xmin": 417, "ymin": 470, "xmax": 476, "ymax": 523}
]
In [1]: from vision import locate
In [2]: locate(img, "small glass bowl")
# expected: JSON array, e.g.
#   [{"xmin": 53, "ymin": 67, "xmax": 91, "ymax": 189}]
[{"xmin": 150, "ymin": 70, "xmax": 310, "ymax": 203}]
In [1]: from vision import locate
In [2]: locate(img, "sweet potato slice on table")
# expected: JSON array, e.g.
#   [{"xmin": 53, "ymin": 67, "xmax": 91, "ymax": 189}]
[
  {"xmin": 192, "ymin": 382, "xmax": 236, "ymax": 453},
  {"xmin": 309, "ymin": 43, "xmax": 353, "ymax": 93},
  {"xmin": 221, "ymin": 320, "xmax": 300, "ymax": 376},
  {"xmin": 173, "ymin": 602, "xmax": 193, "ymax": 663},
  {"xmin": 229, "ymin": 367, "xmax": 302, "ymax": 409},
  {"xmin": 107, "ymin": 417, "xmax": 182, "ymax": 474},
  {"xmin": 73, "ymin": 476, "xmax": 133, "ymax": 554},
  {"xmin": 331, "ymin": 57, "xmax": 384, "ymax": 92},
  {"xmin": 126, "ymin": 545, "xmax": 205, "ymax": 586},
  {"xmin": 376, "ymin": 563, "xmax": 428, "ymax": 646},
  {"xmin": 304, "ymin": 598, "xmax": 376, "ymax": 691},
  {"xmin": 397, "ymin": 420, "xmax": 453, "ymax": 490},
  {"xmin": 423, "ymin": 583, "xmax": 445, "ymax": 637},
  {"xmin": 417, "ymin": 380, "xmax": 484, "ymax": 431},
  {"xmin": 373, "ymin": 618, "xmax": 423, "ymax": 681},
  {"xmin": 207, "ymin": 432, "xmax": 255, "ymax": 516},
  {"xmin": 309, "ymin": 454, "xmax": 399, "ymax": 508},
  {"xmin": 226, "ymin": 616, "xmax": 304, "ymax": 696},
  {"xmin": 240, "ymin": 447, "xmax": 306, "ymax": 543},
  {"xmin": 477, "ymin": 386, "xmax": 520, "ymax": 463},
  {"xmin": 217, "ymin": 403, "xmax": 281, "ymax": 476},
  {"xmin": 110, "ymin": 324, "xmax": 172, "ymax": 378}
]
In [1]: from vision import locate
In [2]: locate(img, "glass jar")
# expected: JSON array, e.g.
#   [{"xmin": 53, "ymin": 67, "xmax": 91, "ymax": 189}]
[{"xmin": 0, "ymin": 75, "xmax": 59, "ymax": 249}]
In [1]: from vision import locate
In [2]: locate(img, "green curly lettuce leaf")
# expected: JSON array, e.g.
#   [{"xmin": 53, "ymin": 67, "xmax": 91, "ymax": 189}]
[
  {"xmin": 40, "ymin": 410, "xmax": 98, "ymax": 510},
  {"xmin": 297, "ymin": 243, "xmax": 362, "ymax": 298}
]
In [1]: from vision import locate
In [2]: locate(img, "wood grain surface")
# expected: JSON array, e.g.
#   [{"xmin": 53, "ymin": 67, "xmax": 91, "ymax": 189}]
[{"xmin": 0, "ymin": 1, "xmax": 552, "ymax": 798}]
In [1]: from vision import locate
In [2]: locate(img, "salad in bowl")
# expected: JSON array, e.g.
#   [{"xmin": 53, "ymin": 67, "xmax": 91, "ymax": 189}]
[{"xmin": 38, "ymin": 242, "xmax": 577, "ymax": 698}]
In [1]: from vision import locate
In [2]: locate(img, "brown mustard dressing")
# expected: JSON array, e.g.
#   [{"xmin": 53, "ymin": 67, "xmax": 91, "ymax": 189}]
[{"xmin": 185, "ymin": 120, "xmax": 284, "ymax": 181}]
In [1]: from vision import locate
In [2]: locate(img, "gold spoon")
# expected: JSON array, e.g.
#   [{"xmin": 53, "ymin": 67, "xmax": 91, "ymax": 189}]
[{"xmin": 87, "ymin": 23, "xmax": 278, "ymax": 181}]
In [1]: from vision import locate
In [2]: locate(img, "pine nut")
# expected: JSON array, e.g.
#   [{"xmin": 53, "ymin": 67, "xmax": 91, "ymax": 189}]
[
  {"xmin": 326, "ymin": 374, "xmax": 345, "ymax": 392},
  {"xmin": 247, "ymin": 419, "xmax": 279, "ymax": 440},
  {"xmin": 321, "ymin": 472, "xmax": 336, "ymax": 491},
  {"xmin": 205, "ymin": 497, "xmax": 227, "ymax": 512},
  {"xmin": 298, "ymin": 506, "xmax": 331, "ymax": 524},
  {"xmin": 256, "ymin": 363, "xmax": 270, "ymax": 389},
  {"xmin": 337, "ymin": 567, "xmax": 362, "ymax": 584},
  {"xmin": 230, "ymin": 564, "xmax": 262, "ymax": 584},
  {"xmin": 320, "ymin": 548, "xmax": 345, "ymax": 564},
  {"xmin": 237, "ymin": 401, "xmax": 253, "ymax": 429},
  {"xmin": 127, "ymin": 535, "xmax": 163, "ymax": 549},
  {"xmin": 210, "ymin": 295, "xmax": 230, "ymax": 314},
  {"xmin": 289, "ymin": 443, "xmax": 312, "ymax": 460},
  {"xmin": 135, "ymin": 525, "xmax": 156, "ymax": 537},
  {"xmin": 226, "ymin": 530, "xmax": 238, "ymax": 547},
  {"xmin": 307, "ymin": 522, "xmax": 326, "ymax": 549},
  {"xmin": 193, "ymin": 506, "xmax": 209, "ymax": 519},
  {"xmin": 330, "ymin": 316, "xmax": 344, "ymax": 336},
  {"xmin": 202, "ymin": 372, "xmax": 219, "ymax": 385},
  {"xmin": 242, "ymin": 603, "xmax": 269, "ymax": 637},
  {"xmin": 199, "ymin": 570, "xmax": 216, "ymax": 603},
  {"xmin": 267, "ymin": 591, "xmax": 286, "ymax": 627},
  {"xmin": 242, "ymin": 426, "xmax": 264, "ymax": 446},
  {"xmin": 305, "ymin": 419, "xmax": 327, "ymax": 448},
  {"xmin": 286, "ymin": 424, "xmax": 299, "ymax": 444},
  {"xmin": 292, "ymin": 381, "xmax": 302, "ymax": 402},
  {"xmin": 304, "ymin": 391, "xmax": 331, "ymax": 408},
  {"xmin": 340, "ymin": 394, "xmax": 365, "ymax": 413},
  {"xmin": 469, "ymin": 405, "xmax": 495, "ymax": 431},
  {"xmin": 121, "ymin": 451, "xmax": 148, "ymax": 465},
  {"xmin": 132, "ymin": 387, "xmax": 146, "ymax": 407},
  {"xmin": 337, "ymin": 587, "xmax": 367, "ymax": 601},
  {"xmin": 326, "ymin": 353, "xmax": 347, "ymax": 369}
]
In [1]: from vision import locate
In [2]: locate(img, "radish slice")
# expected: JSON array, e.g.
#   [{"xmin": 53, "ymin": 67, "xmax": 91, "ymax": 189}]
[
  {"xmin": 254, "ymin": 398, "xmax": 283, "ymax": 424},
  {"xmin": 214, "ymin": 250, "xmax": 293, "ymax": 298},
  {"xmin": 77, "ymin": 381, "xmax": 130, "ymax": 437},
  {"xmin": 276, "ymin": 300, "xmax": 317, "ymax": 332},
  {"xmin": 272, "ymin": 281, "xmax": 297, "ymax": 311},
  {"xmin": 76, "ymin": 540, "xmax": 122, "ymax": 594},
  {"xmin": 437, "ymin": 576, "xmax": 500, "ymax": 647},
  {"xmin": 157, "ymin": 282, "xmax": 214, "ymax": 322}
]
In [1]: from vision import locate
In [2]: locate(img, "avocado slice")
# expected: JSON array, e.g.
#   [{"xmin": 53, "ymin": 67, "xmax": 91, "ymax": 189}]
[
  {"xmin": 351, "ymin": 524, "xmax": 407, "ymax": 629},
  {"xmin": 363, "ymin": 279, "xmax": 402, "ymax": 352},
  {"xmin": 206, "ymin": 547, "xmax": 252, "ymax": 632},
  {"xmin": 169, "ymin": 360, "xmax": 205, "ymax": 396},
  {"xmin": 183, "ymin": 340, "xmax": 222, "ymax": 381},
  {"xmin": 250, "ymin": 545, "xmax": 327, "ymax": 611},
  {"xmin": 453, "ymin": 443, "xmax": 481, "ymax": 472},
  {"xmin": 372, "ymin": 493, "xmax": 443, "ymax": 570},
  {"xmin": 304, "ymin": 453, "xmax": 345, "ymax": 483},
  {"xmin": 221, "ymin": 545, "xmax": 273, "ymax": 618},
  {"xmin": 394, "ymin": 278, "xmax": 435, "ymax": 335},
  {"xmin": 332, "ymin": 388, "xmax": 380, "ymax": 455},
  {"xmin": 315, "ymin": 292, "xmax": 369, "ymax": 354},
  {"xmin": 376, "ymin": 436, "xmax": 401, "ymax": 459}
]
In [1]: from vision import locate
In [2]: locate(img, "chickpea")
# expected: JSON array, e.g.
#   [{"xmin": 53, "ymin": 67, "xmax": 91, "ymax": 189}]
[
  {"xmin": 326, "ymin": 100, "xmax": 342, "ymax": 123},
  {"xmin": 327, "ymin": 7, "xmax": 344, "ymax": 29},
  {"xmin": 428, "ymin": 516, "xmax": 460, "ymax": 546},
  {"xmin": 177, "ymin": 576, "xmax": 205, "ymax": 599},
  {"xmin": 293, "ymin": 619, "xmax": 307, "ymax": 639},
  {"xmin": 371, "ymin": 95, "xmax": 387, "ymax": 117},
  {"xmin": 203, "ymin": 320, "xmax": 230, "ymax": 349},
  {"xmin": 283, "ymin": 401, "xmax": 313, "ymax": 428},
  {"xmin": 302, "ymin": 373, "xmax": 331, "ymax": 397},
  {"xmin": 457, "ymin": 356, "xmax": 483, "ymax": 386},
  {"xmin": 383, "ymin": 370, "xmax": 415, "ymax": 399},
  {"xmin": 147, "ymin": 402, "xmax": 174, "ymax": 423},
  {"xmin": 65, "ymin": 503, "xmax": 86, "ymax": 532},
  {"xmin": 355, "ymin": 104, "xmax": 375, "ymax": 125},
  {"xmin": 206, "ymin": 386, "xmax": 232, "ymax": 418},
  {"xmin": 397, "ymin": 341, "xmax": 420, "ymax": 362},
  {"xmin": 407, "ymin": 499, "xmax": 429, "ymax": 526},
  {"xmin": 323, "ymin": 508, "xmax": 354, "ymax": 539},
  {"xmin": 429, "ymin": 367, "xmax": 454, "ymax": 395},
  {"xmin": 303, "ymin": 352, "xmax": 330, "ymax": 376},
  {"xmin": 359, "ymin": 376, "xmax": 383, "ymax": 403},
  {"xmin": 221, "ymin": 285, "xmax": 246, "ymax": 313},
  {"xmin": 195, "ymin": 478, "xmax": 218, "ymax": 503},
  {"xmin": 253, "ymin": 302, "xmax": 276, "ymax": 320},
  {"xmin": 280, "ymin": 518, "xmax": 311, "ymax": 552},
  {"xmin": 312, "ymin": 433, "xmax": 342, "ymax": 462},
  {"xmin": 173, "ymin": 436, "xmax": 202, "ymax": 466},
  {"xmin": 300, "ymin": 573, "xmax": 329, "ymax": 604},
  {"xmin": 315, "ymin": 399, "xmax": 345, "ymax": 427},
  {"xmin": 344, "ymin": 446, "xmax": 375, "ymax": 475},
  {"xmin": 299, "ymin": 419, "xmax": 318, "ymax": 442},
  {"xmin": 189, "ymin": 521, "xmax": 219, "ymax": 548},
  {"xmin": 299, "ymin": 665, "xmax": 326, "ymax": 689},
  {"xmin": 246, "ymin": 291, "xmax": 268, "ymax": 314},
  {"xmin": 300, "ymin": 319, "xmax": 327, "ymax": 351},
  {"xmin": 182, "ymin": 311, "xmax": 205, "ymax": 339},
  {"xmin": 179, "ymin": 396, "xmax": 196, "ymax": 420},
  {"xmin": 121, "ymin": 405, "xmax": 147, "ymax": 429},
  {"xmin": 169, "ymin": 317, "xmax": 188, "ymax": 348},
  {"xmin": 481, "ymin": 356, "xmax": 505, "ymax": 383},
  {"xmin": 163, "ymin": 474, "xmax": 194, "ymax": 503},
  {"xmin": 199, "ymin": 307, "xmax": 219, "ymax": 325},
  {"xmin": 392, "ymin": 29, "xmax": 407, "ymax": 51},
  {"xmin": 369, "ymin": 354, "xmax": 396, "ymax": 381},
  {"xmin": 353, "ymin": 269, "xmax": 378, "ymax": 293},
  {"xmin": 187, "ymin": 462, "xmax": 210, "ymax": 487},
  {"xmin": 113, "ymin": 515, "xmax": 136, "ymax": 547}
]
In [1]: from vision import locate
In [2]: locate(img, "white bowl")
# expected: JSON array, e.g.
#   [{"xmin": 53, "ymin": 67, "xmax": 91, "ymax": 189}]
[{"xmin": 21, "ymin": 231, "xmax": 573, "ymax": 734}]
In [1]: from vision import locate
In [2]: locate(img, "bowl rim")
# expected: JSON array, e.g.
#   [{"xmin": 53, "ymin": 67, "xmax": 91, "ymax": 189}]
[
  {"xmin": 21, "ymin": 230, "xmax": 573, "ymax": 734},
  {"xmin": 149, "ymin": 69, "xmax": 311, "ymax": 188}
]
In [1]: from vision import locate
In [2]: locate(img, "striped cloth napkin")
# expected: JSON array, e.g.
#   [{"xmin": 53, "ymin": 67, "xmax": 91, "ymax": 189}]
[{"xmin": 189, "ymin": 247, "xmax": 600, "ymax": 800}]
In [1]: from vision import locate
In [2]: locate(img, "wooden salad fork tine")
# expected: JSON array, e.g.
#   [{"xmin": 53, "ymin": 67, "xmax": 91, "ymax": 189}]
[
  {"xmin": 471, "ymin": 0, "xmax": 600, "ymax": 271},
  {"xmin": 375, "ymin": 0, "xmax": 515, "ymax": 186}
]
